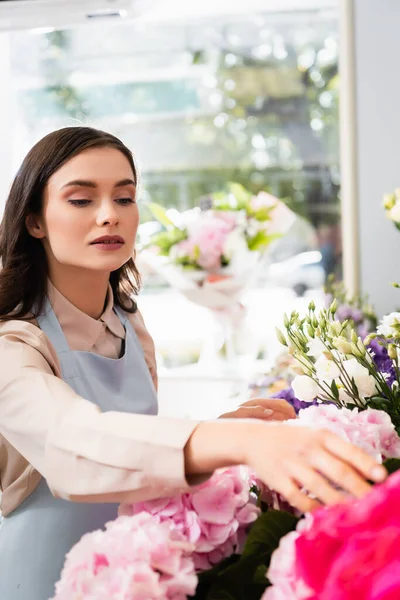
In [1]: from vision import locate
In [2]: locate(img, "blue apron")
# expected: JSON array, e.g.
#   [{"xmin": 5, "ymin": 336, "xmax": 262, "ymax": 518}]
[{"xmin": 0, "ymin": 299, "xmax": 158, "ymax": 599}]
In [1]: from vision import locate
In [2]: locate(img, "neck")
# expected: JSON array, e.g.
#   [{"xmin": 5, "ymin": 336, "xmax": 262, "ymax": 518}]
[{"xmin": 47, "ymin": 266, "xmax": 110, "ymax": 319}]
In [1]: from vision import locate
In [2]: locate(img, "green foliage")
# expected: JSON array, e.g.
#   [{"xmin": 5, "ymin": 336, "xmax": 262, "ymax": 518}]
[
  {"xmin": 383, "ymin": 458, "xmax": 400, "ymax": 475},
  {"xmin": 193, "ymin": 510, "xmax": 299, "ymax": 600},
  {"xmin": 148, "ymin": 228, "xmax": 187, "ymax": 255},
  {"xmin": 147, "ymin": 202, "xmax": 176, "ymax": 228},
  {"xmin": 247, "ymin": 232, "xmax": 281, "ymax": 251}
]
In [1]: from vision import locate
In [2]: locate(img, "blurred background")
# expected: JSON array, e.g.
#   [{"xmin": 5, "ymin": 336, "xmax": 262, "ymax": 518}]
[{"xmin": 2, "ymin": 0, "xmax": 394, "ymax": 418}]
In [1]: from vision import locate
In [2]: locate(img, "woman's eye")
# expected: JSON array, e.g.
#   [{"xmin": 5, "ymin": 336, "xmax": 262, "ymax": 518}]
[
  {"xmin": 68, "ymin": 199, "xmax": 91, "ymax": 207},
  {"xmin": 116, "ymin": 197, "xmax": 135, "ymax": 205}
]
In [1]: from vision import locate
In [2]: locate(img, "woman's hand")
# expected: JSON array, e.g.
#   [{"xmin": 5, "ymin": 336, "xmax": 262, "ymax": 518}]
[
  {"xmin": 218, "ymin": 398, "xmax": 296, "ymax": 421},
  {"xmin": 243, "ymin": 422, "xmax": 386, "ymax": 512},
  {"xmin": 184, "ymin": 420, "xmax": 387, "ymax": 513}
]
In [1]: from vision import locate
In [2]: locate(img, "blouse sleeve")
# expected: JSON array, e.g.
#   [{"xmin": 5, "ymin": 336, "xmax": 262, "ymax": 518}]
[{"xmin": 0, "ymin": 320, "xmax": 200, "ymax": 504}]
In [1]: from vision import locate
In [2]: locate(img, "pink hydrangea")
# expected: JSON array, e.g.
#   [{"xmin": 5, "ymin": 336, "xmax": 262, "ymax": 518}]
[
  {"xmin": 51, "ymin": 512, "xmax": 197, "ymax": 600},
  {"xmin": 262, "ymin": 515, "xmax": 314, "ymax": 600},
  {"xmin": 120, "ymin": 467, "xmax": 259, "ymax": 571},
  {"xmin": 291, "ymin": 404, "xmax": 400, "ymax": 462},
  {"xmin": 265, "ymin": 470, "xmax": 400, "ymax": 599}
]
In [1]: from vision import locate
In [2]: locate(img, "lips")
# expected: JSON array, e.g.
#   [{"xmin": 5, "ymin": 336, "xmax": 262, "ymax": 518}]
[{"xmin": 90, "ymin": 235, "xmax": 125, "ymax": 245}]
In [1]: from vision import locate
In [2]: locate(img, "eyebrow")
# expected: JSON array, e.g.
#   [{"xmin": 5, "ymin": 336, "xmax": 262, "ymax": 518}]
[{"xmin": 61, "ymin": 178, "xmax": 136, "ymax": 189}]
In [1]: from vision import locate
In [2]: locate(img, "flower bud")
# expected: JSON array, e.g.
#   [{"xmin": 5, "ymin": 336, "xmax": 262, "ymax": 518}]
[
  {"xmin": 334, "ymin": 337, "xmax": 352, "ymax": 354},
  {"xmin": 383, "ymin": 192, "xmax": 395, "ymax": 209},
  {"xmin": 388, "ymin": 344, "xmax": 398, "ymax": 360},
  {"xmin": 330, "ymin": 299, "xmax": 338, "ymax": 314},
  {"xmin": 275, "ymin": 328, "xmax": 287, "ymax": 347},
  {"xmin": 356, "ymin": 338, "xmax": 366, "ymax": 355}
]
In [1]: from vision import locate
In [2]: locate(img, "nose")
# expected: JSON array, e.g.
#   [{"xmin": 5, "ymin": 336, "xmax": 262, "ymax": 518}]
[{"xmin": 96, "ymin": 200, "xmax": 119, "ymax": 227}]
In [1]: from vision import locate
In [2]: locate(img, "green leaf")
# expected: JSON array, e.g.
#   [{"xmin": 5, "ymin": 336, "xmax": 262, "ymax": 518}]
[
  {"xmin": 330, "ymin": 379, "xmax": 339, "ymax": 400},
  {"xmin": 204, "ymin": 582, "xmax": 267, "ymax": 600},
  {"xmin": 241, "ymin": 510, "xmax": 298, "ymax": 559},
  {"xmin": 197, "ymin": 555, "xmax": 241, "ymax": 587},
  {"xmin": 147, "ymin": 202, "xmax": 175, "ymax": 228},
  {"xmin": 226, "ymin": 182, "xmax": 252, "ymax": 206},
  {"xmin": 383, "ymin": 458, "xmax": 400, "ymax": 475},
  {"xmin": 146, "ymin": 223, "xmax": 187, "ymax": 253},
  {"xmin": 247, "ymin": 231, "xmax": 281, "ymax": 251},
  {"xmin": 194, "ymin": 511, "xmax": 298, "ymax": 599}
]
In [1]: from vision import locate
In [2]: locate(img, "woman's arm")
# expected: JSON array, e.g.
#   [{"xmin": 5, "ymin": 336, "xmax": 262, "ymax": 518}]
[
  {"xmin": 0, "ymin": 321, "xmax": 386, "ymax": 514},
  {"xmin": 0, "ymin": 322, "xmax": 199, "ymax": 504},
  {"xmin": 184, "ymin": 419, "xmax": 387, "ymax": 512}
]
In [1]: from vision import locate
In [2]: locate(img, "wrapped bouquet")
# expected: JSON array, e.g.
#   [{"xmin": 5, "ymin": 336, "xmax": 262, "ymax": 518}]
[{"xmin": 140, "ymin": 183, "xmax": 296, "ymax": 367}]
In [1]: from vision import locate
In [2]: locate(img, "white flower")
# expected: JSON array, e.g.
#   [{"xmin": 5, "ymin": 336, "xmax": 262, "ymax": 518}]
[
  {"xmin": 307, "ymin": 337, "xmax": 326, "ymax": 358},
  {"xmin": 377, "ymin": 312, "xmax": 400, "ymax": 337},
  {"xmin": 387, "ymin": 201, "xmax": 400, "ymax": 223},
  {"xmin": 338, "ymin": 386, "xmax": 354, "ymax": 404},
  {"xmin": 222, "ymin": 229, "xmax": 248, "ymax": 260},
  {"xmin": 343, "ymin": 358, "xmax": 377, "ymax": 398},
  {"xmin": 291, "ymin": 375, "xmax": 319, "ymax": 402},
  {"xmin": 333, "ymin": 337, "xmax": 352, "ymax": 355},
  {"xmin": 314, "ymin": 355, "xmax": 341, "ymax": 380}
]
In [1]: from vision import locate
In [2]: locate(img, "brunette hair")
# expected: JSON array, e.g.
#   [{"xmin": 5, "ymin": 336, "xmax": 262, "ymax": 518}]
[{"xmin": 0, "ymin": 126, "xmax": 141, "ymax": 320}]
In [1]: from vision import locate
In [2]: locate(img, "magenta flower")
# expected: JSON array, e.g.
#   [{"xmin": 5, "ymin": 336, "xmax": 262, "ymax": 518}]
[{"xmin": 265, "ymin": 470, "xmax": 400, "ymax": 599}]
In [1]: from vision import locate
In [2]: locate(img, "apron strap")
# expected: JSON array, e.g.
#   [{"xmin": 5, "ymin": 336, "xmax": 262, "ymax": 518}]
[{"xmin": 36, "ymin": 298, "xmax": 77, "ymax": 379}]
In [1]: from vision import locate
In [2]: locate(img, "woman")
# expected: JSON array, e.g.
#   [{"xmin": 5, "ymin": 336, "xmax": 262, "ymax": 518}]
[{"xmin": 0, "ymin": 127, "xmax": 385, "ymax": 599}]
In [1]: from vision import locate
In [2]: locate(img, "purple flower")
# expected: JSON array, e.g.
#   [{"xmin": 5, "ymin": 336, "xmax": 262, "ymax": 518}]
[
  {"xmin": 336, "ymin": 304, "xmax": 363, "ymax": 324},
  {"xmin": 367, "ymin": 338, "xmax": 397, "ymax": 387},
  {"xmin": 356, "ymin": 321, "xmax": 370, "ymax": 340},
  {"xmin": 272, "ymin": 387, "xmax": 318, "ymax": 415}
]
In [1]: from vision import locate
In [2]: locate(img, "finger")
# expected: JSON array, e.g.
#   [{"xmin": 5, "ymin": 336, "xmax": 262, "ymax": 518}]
[
  {"xmin": 236, "ymin": 407, "xmax": 275, "ymax": 420},
  {"xmin": 289, "ymin": 462, "xmax": 346, "ymax": 506},
  {"xmin": 311, "ymin": 448, "xmax": 371, "ymax": 499},
  {"xmin": 242, "ymin": 398, "xmax": 296, "ymax": 418},
  {"xmin": 219, "ymin": 406, "xmax": 273, "ymax": 420},
  {"xmin": 277, "ymin": 480, "xmax": 320, "ymax": 513},
  {"xmin": 266, "ymin": 410, "xmax": 295, "ymax": 422},
  {"xmin": 321, "ymin": 430, "xmax": 387, "ymax": 484}
]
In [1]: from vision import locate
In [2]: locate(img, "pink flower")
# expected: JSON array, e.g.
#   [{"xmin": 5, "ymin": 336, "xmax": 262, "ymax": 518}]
[
  {"xmin": 250, "ymin": 191, "xmax": 278, "ymax": 212},
  {"xmin": 262, "ymin": 516, "xmax": 314, "ymax": 600},
  {"xmin": 292, "ymin": 404, "xmax": 400, "ymax": 462},
  {"xmin": 186, "ymin": 214, "xmax": 234, "ymax": 271},
  {"xmin": 52, "ymin": 513, "xmax": 197, "ymax": 600},
  {"xmin": 266, "ymin": 470, "xmax": 400, "ymax": 599},
  {"xmin": 120, "ymin": 467, "xmax": 259, "ymax": 571}
]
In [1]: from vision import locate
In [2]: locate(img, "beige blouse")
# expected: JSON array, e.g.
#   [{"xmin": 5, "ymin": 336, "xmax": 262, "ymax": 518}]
[{"xmin": 0, "ymin": 283, "xmax": 199, "ymax": 517}]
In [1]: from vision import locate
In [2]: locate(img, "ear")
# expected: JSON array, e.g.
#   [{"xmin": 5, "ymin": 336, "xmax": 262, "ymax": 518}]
[{"xmin": 26, "ymin": 213, "xmax": 46, "ymax": 239}]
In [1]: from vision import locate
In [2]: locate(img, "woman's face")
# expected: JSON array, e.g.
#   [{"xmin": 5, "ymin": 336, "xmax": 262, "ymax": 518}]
[{"xmin": 28, "ymin": 146, "xmax": 139, "ymax": 275}]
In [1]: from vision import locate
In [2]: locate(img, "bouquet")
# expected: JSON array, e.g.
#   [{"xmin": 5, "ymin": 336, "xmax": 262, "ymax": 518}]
[
  {"xmin": 140, "ymin": 183, "xmax": 296, "ymax": 366},
  {"xmin": 250, "ymin": 280, "xmax": 378, "ymax": 414},
  {"xmin": 275, "ymin": 298, "xmax": 400, "ymax": 431},
  {"xmin": 143, "ymin": 183, "xmax": 295, "ymax": 275}
]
